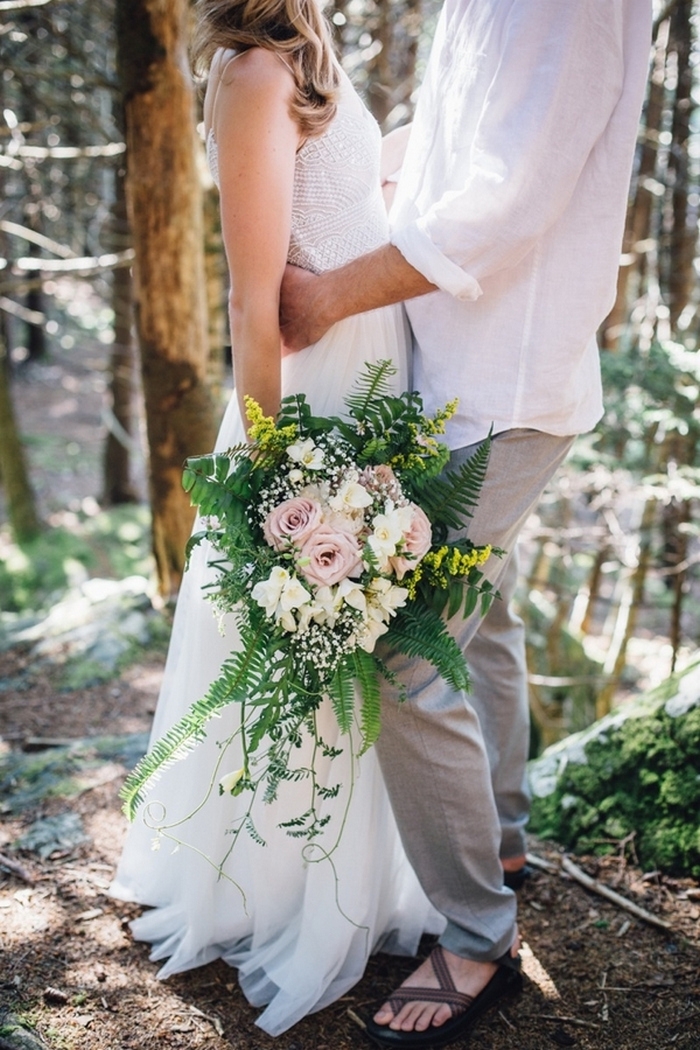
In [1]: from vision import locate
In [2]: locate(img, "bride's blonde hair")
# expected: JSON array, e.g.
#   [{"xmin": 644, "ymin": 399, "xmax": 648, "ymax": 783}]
[{"xmin": 191, "ymin": 0, "xmax": 339, "ymax": 137}]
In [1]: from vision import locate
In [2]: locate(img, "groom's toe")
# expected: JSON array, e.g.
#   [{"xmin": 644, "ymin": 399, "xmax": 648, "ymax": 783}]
[{"xmin": 372, "ymin": 1003, "xmax": 394, "ymax": 1025}]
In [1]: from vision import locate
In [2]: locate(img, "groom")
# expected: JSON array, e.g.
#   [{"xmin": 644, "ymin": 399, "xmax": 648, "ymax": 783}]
[{"xmin": 281, "ymin": 0, "xmax": 652, "ymax": 1044}]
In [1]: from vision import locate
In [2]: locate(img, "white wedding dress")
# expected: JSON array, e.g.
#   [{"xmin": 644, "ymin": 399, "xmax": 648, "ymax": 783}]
[{"xmin": 109, "ymin": 66, "xmax": 443, "ymax": 1037}]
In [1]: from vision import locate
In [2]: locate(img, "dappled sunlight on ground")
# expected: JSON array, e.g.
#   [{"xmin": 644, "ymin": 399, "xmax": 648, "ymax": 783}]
[{"xmin": 519, "ymin": 942, "xmax": 561, "ymax": 1002}]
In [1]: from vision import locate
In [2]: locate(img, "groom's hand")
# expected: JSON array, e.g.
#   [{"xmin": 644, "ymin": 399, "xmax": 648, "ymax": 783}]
[{"xmin": 280, "ymin": 264, "xmax": 334, "ymax": 354}]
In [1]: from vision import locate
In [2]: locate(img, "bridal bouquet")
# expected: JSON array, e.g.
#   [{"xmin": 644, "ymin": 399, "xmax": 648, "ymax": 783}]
[{"xmin": 121, "ymin": 362, "xmax": 498, "ymax": 840}]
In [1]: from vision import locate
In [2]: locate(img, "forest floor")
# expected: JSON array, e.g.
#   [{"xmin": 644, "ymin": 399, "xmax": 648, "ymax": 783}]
[
  {"xmin": 1, "ymin": 322, "xmax": 699, "ymax": 1050},
  {"xmin": 0, "ymin": 653, "xmax": 698, "ymax": 1050}
]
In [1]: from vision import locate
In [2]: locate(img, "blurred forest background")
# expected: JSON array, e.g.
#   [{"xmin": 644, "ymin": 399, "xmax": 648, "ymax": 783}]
[{"xmin": 0, "ymin": 0, "xmax": 698, "ymax": 754}]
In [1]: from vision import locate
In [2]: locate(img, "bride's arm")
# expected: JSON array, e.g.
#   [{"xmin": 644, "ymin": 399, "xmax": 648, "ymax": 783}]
[{"xmin": 214, "ymin": 50, "xmax": 301, "ymax": 427}]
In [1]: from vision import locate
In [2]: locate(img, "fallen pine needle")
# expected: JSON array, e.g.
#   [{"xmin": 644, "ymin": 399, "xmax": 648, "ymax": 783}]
[
  {"xmin": 528, "ymin": 1014, "xmax": 600, "ymax": 1029},
  {"xmin": 347, "ymin": 1007, "xmax": 367, "ymax": 1030}
]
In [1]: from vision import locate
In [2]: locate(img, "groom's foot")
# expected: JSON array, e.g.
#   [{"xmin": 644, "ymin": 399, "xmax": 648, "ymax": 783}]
[
  {"xmin": 372, "ymin": 941, "xmax": 517, "ymax": 1033},
  {"xmin": 502, "ymin": 854, "xmax": 532, "ymax": 891},
  {"xmin": 501, "ymin": 853, "xmax": 526, "ymax": 876}
]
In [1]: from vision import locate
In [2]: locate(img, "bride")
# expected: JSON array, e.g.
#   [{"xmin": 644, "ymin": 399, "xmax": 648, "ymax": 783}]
[{"xmin": 110, "ymin": 0, "xmax": 442, "ymax": 1037}]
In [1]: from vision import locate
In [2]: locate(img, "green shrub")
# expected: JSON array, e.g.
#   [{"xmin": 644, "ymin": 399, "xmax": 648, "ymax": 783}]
[{"xmin": 529, "ymin": 676, "xmax": 700, "ymax": 878}]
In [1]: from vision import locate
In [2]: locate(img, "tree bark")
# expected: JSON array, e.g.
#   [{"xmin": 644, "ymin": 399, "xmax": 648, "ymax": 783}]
[
  {"xmin": 600, "ymin": 20, "xmax": 666, "ymax": 349},
  {"xmin": 116, "ymin": 0, "xmax": 217, "ymax": 598},
  {"xmin": 103, "ymin": 162, "xmax": 139, "ymax": 505},
  {"xmin": 666, "ymin": 0, "xmax": 695, "ymax": 330},
  {"xmin": 0, "ymin": 335, "xmax": 41, "ymax": 542}
]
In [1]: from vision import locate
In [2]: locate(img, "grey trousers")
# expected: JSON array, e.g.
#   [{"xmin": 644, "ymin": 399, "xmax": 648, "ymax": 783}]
[{"xmin": 376, "ymin": 428, "xmax": 575, "ymax": 962}]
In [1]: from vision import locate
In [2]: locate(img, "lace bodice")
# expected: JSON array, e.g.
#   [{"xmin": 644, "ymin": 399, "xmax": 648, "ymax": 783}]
[{"xmin": 206, "ymin": 70, "xmax": 389, "ymax": 273}]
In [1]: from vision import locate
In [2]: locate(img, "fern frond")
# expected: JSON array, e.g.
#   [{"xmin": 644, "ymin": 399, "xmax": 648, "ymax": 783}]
[
  {"xmin": 387, "ymin": 605, "xmax": 471, "ymax": 693},
  {"xmin": 327, "ymin": 657, "xmax": 356, "ymax": 735},
  {"xmin": 351, "ymin": 649, "xmax": 383, "ymax": 750},
  {"xmin": 277, "ymin": 392, "xmax": 312, "ymax": 430},
  {"xmin": 413, "ymin": 435, "xmax": 491, "ymax": 530},
  {"xmin": 343, "ymin": 360, "xmax": 398, "ymax": 420},
  {"xmin": 120, "ymin": 626, "xmax": 270, "ymax": 820},
  {"xmin": 182, "ymin": 452, "xmax": 253, "ymax": 525}
]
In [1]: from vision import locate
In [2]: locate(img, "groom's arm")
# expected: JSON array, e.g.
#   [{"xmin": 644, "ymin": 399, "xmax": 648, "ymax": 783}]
[{"xmin": 279, "ymin": 245, "xmax": 435, "ymax": 353}]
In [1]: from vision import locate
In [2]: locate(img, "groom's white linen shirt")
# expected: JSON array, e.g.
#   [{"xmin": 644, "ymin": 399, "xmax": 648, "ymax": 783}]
[{"xmin": 390, "ymin": 0, "xmax": 652, "ymax": 449}]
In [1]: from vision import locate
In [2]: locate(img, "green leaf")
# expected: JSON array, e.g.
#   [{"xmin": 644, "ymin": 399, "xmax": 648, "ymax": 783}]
[
  {"xmin": 343, "ymin": 360, "xmax": 399, "ymax": 420},
  {"xmin": 120, "ymin": 623, "xmax": 271, "ymax": 820},
  {"xmin": 413, "ymin": 434, "xmax": 491, "ymax": 531},
  {"xmin": 462, "ymin": 586, "xmax": 479, "ymax": 619},
  {"xmin": 328, "ymin": 658, "xmax": 356, "ymax": 735},
  {"xmin": 387, "ymin": 604, "xmax": 471, "ymax": 693},
  {"xmin": 352, "ymin": 649, "xmax": 383, "ymax": 750},
  {"xmin": 447, "ymin": 578, "xmax": 463, "ymax": 620}
]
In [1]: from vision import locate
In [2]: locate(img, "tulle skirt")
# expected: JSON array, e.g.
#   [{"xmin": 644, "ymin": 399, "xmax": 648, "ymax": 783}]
[{"xmin": 109, "ymin": 305, "xmax": 444, "ymax": 1036}]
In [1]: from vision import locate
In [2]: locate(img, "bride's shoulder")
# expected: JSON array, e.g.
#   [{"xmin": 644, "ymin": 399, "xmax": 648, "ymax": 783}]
[
  {"xmin": 209, "ymin": 46, "xmax": 300, "ymax": 147},
  {"xmin": 216, "ymin": 46, "xmax": 294, "ymax": 90}
]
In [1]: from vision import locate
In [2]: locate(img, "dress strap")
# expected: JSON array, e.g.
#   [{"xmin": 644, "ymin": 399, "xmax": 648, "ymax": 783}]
[{"xmin": 204, "ymin": 49, "xmax": 244, "ymax": 139}]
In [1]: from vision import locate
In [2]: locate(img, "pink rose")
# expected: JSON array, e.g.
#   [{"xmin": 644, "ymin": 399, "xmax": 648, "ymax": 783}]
[
  {"xmin": 389, "ymin": 504, "xmax": 432, "ymax": 579},
  {"xmin": 263, "ymin": 497, "xmax": 323, "ymax": 551},
  {"xmin": 298, "ymin": 525, "xmax": 363, "ymax": 587}
]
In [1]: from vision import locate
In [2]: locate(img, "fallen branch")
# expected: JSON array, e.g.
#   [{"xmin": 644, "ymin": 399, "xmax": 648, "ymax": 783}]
[
  {"xmin": 561, "ymin": 855, "xmax": 672, "ymax": 933},
  {"xmin": 526, "ymin": 851, "xmax": 560, "ymax": 875},
  {"xmin": 0, "ymin": 851, "xmax": 36, "ymax": 885}
]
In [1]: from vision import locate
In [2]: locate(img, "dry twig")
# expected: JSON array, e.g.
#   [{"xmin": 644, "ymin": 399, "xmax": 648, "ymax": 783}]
[{"xmin": 0, "ymin": 851, "xmax": 36, "ymax": 885}]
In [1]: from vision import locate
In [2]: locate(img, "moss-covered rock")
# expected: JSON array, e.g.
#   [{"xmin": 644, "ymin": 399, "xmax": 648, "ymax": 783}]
[
  {"xmin": 0, "ymin": 733, "xmax": 149, "ymax": 813},
  {"xmin": 528, "ymin": 661, "xmax": 700, "ymax": 878}
]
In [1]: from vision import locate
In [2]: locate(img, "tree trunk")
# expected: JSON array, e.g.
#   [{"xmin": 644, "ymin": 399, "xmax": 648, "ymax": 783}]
[
  {"xmin": 596, "ymin": 498, "xmax": 656, "ymax": 719},
  {"xmin": 25, "ymin": 237, "xmax": 46, "ymax": 361},
  {"xmin": 667, "ymin": 1, "xmax": 695, "ymax": 330},
  {"xmin": 103, "ymin": 163, "xmax": 139, "ymax": 505},
  {"xmin": 365, "ymin": 0, "xmax": 421, "ymax": 128},
  {"xmin": 600, "ymin": 20, "xmax": 667, "ymax": 349},
  {"xmin": 203, "ymin": 182, "xmax": 227, "ymax": 406},
  {"xmin": 0, "ymin": 336, "xmax": 41, "ymax": 542},
  {"xmin": 116, "ymin": 0, "xmax": 217, "ymax": 598}
]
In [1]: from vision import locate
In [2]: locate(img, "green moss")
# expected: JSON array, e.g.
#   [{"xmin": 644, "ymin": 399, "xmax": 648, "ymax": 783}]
[
  {"xmin": 529, "ymin": 675, "xmax": 700, "ymax": 878},
  {"xmin": 0, "ymin": 734, "xmax": 149, "ymax": 813}
]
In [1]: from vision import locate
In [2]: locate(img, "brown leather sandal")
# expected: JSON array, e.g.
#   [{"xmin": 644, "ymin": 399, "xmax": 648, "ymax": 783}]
[
  {"xmin": 363, "ymin": 944, "xmax": 522, "ymax": 1049},
  {"xmin": 383, "ymin": 945, "xmax": 475, "ymax": 1020}
]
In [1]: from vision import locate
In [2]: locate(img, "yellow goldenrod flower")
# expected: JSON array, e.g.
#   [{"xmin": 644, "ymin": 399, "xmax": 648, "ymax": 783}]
[{"xmin": 244, "ymin": 396, "xmax": 297, "ymax": 452}]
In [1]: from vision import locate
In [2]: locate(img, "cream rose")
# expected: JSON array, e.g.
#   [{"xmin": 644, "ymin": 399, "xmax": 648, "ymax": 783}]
[
  {"xmin": 263, "ymin": 497, "xmax": 323, "ymax": 551},
  {"xmin": 298, "ymin": 526, "xmax": 363, "ymax": 587},
  {"xmin": 389, "ymin": 504, "xmax": 433, "ymax": 579}
]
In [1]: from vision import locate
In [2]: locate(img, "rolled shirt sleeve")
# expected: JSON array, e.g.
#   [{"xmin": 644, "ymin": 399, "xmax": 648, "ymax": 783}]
[{"xmin": 391, "ymin": 0, "xmax": 626, "ymax": 300}]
